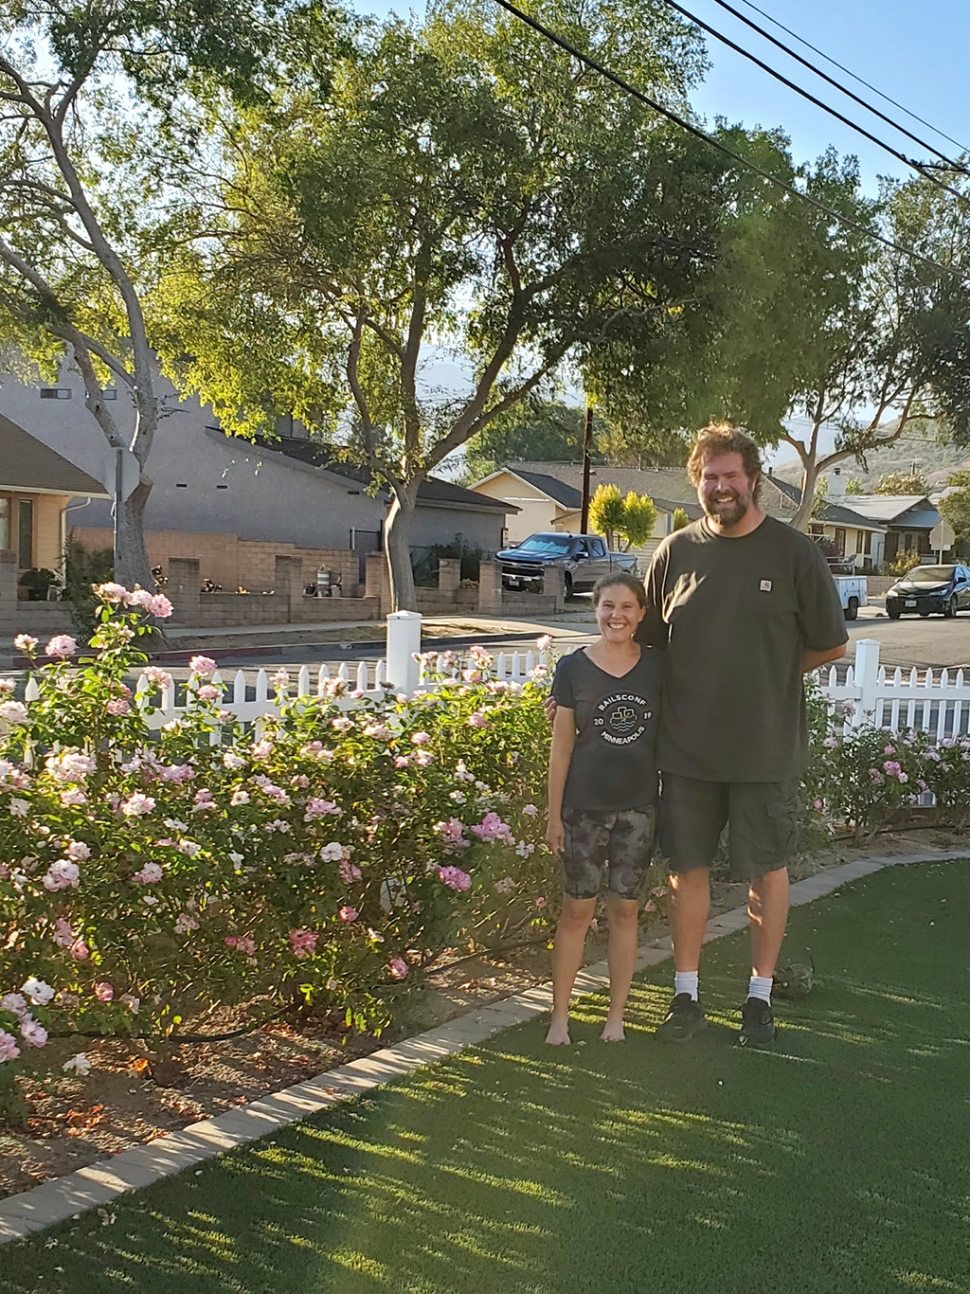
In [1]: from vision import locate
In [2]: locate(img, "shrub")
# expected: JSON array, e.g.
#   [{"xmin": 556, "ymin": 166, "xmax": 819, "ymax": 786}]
[{"xmin": 0, "ymin": 597, "xmax": 554, "ymax": 1117}]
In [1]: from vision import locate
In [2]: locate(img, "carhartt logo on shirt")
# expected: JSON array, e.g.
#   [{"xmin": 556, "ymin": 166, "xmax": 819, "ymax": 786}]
[{"xmin": 760, "ymin": 580, "xmax": 772, "ymax": 592}]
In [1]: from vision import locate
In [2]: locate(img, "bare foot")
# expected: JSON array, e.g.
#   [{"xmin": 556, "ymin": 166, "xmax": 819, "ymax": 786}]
[
  {"xmin": 600, "ymin": 1019, "xmax": 626, "ymax": 1042},
  {"xmin": 545, "ymin": 1019, "xmax": 572, "ymax": 1045}
]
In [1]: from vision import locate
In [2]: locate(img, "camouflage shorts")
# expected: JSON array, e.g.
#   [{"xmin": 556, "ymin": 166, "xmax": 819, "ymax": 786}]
[{"xmin": 561, "ymin": 806, "xmax": 656, "ymax": 901}]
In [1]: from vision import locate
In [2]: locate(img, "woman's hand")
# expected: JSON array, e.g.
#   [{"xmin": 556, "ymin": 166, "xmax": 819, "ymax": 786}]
[
  {"xmin": 546, "ymin": 816, "xmax": 565, "ymax": 856},
  {"xmin": 543, "ymin": 694, "xmax": 557, "ymax": 727}
]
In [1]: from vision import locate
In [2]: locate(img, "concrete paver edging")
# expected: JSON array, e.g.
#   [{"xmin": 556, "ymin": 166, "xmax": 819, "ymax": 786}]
[{"xmin": 1, "ymin": 847, "xmax": 965, "ymax": 1245}]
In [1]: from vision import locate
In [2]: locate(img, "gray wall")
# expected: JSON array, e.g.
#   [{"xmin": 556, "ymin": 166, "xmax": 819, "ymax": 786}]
[{"xmin": 0, "ymin": 366, "xmax": 505, "ymax": 552}]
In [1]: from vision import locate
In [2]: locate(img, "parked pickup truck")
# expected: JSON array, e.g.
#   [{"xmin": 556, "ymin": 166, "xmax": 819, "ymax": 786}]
[{"xmin": 497, "ymin": 533, "xmax": 638, "ymax": 596}]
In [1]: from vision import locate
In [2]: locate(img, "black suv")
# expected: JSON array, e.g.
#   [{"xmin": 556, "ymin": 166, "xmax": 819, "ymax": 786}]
[{"xmin": 886, "ymin": 564, "xmax": 970, "ymax": 618}]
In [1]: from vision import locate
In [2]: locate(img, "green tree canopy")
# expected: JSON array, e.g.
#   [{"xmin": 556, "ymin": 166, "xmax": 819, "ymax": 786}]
[
  {"xmin": 873, "ymin": 470, "xmax": 930, "ymax": 495},
  {"xmin": 0, "ymin": 0, "xmax": 301, "ymax": 586},
  {"xmin": 150, "ymin": 0, "xmax": 726, "ymax": 608},
  {"xmin": 588, "ymin": 484, "xmax": 656, "ymax": 550},
  {"xmin": 461, "ymin": 401, "xmax": 604, "ymax": 484},
  {"xmin": 939, "ymin": 471, "xmax": 970, "ymax": 558}
]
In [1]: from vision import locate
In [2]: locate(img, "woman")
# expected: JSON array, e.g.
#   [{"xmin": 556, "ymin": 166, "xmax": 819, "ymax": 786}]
[{"xmin": 545, "ymin": 573, "xmax": 663, "ymax": 1043}]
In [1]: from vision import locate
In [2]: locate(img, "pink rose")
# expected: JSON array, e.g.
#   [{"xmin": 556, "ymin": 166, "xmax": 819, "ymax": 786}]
[
  {"xmin": 437, "ymin": 866, "xmax": 472, "ymax": 892},
  {"xmin": 21, "ymin": 1017, "xmax": 48, "ymax": 1048},
  {"xmin": 44, "ymin": 634, "xmax": 77, "ymax": 659},
  {"xmin": 43, "ymin": 859, "xmax": 80, "ymax": 891},
  {"xmin": 0, "ymin": 1029, "xmax": 20, "ymax": 1062},
  {"xmin": 132, "ymin": 863, "xmax": 163, "ymax": 884},
  {"xmin": 70, "ymin": 940, "xmax": 90, "ymax": 962},
  {"xmin": 388, "ymin": 957, "xmax": 409, "ymax": 981},
  {"xmin": 107, "ymin": 698, "xmax": 131, "ymax": 716},
  {"xmin": 146, "ymin": 594, "xmax": 173, "ymax": 619},
  {"xmin": 93, "ymin": 982, "xmax": 114, "ymax": 1002},
  {"xmin": 338, "ymin": 905, "xmax": 358, "ymax": 923},
  {"xmin": 467, "ymin": 711, "xmax": 489, "ymax": 728},
  {"xmin": 189, "ymin": 655, "xmax": 218, "ymax": 678},
  {"xmin": 288, "ymin": 928, "xmax": 319, "ymax": 959},
  {"xmin": 410, "ymin": 732, "xmax": 431, "ymax": 746}
]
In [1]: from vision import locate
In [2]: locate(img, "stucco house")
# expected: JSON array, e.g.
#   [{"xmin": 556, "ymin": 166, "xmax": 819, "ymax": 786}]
[
  {"xmin": 0, "ymin": 366, "xmax": 512, "ymax": 593},
  {"xmin": 0, "ymin": 414, "xmax": 109, "ymax": 587},
  {"xmin": 772, "ymin": 471, "xmax": 941, "ymax": 569}
]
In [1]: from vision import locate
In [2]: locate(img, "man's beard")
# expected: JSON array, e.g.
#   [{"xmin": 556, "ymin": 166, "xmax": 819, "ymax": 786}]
[{"xmin": 703, "ymin": 491, "xmax": 750, "ymax": 528}]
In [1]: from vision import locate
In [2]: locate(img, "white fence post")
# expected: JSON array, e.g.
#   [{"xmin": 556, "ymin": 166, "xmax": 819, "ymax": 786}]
[
  {"xmin": 853, "ymin": 638, "xmax": 881, "ymax": 729},
  {"xmin": 386, "ymin": 611, "xmax": 422, "ymax": 696}
]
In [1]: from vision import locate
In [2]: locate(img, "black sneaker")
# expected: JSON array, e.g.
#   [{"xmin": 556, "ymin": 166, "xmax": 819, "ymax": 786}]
[
  {"xmin": 738, "ymin": 997, "xmax": 776, "ymax": 1046},
  {"xmin": 655, "ymin": 993, "xmax": 707, "ymax": 1043}
]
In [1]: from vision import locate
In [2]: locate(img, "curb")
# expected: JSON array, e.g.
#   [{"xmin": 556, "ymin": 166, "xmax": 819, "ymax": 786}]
[{"xmin": 1, "ymin": 847, "xmax": 965, "ymax": 1245}]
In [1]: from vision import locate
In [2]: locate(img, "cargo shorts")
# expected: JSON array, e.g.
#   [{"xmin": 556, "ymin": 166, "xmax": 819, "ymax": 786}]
[
  {"xmin": 561, "ymin": 806, "xmax": 656, "ymax": 900},
  {"xmin": 659, "ymin": 773, "xmax": 799, "ymax": 882}
]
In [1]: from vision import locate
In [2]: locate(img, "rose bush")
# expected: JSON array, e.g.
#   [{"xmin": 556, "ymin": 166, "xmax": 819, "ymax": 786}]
[{"xmin": 0, "ymin": 591, "xmax": 556, "ymax": 1117}]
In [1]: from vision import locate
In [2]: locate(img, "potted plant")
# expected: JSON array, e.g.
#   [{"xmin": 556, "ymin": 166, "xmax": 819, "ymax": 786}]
[{"xmin": 19, "ymin": 567, "xmax": 61, "ymax": 601}]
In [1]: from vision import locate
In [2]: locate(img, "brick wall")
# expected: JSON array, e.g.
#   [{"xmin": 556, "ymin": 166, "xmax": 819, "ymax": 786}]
[{"xmin": 74, "ymin": 527, "xmax": 362, "ymax": 597}]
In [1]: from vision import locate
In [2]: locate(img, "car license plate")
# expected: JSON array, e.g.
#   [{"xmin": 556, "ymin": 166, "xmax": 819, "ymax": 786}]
[
  {"xmin": 508, "ymin": 577, "xmax": 522, "ymax": 588},
  {"xmin": 905, "ymin": 599, "xmax": 917, "ymax": 607}
]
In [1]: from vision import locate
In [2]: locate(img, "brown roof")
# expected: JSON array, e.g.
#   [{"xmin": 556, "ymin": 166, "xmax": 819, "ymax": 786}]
[{"xmin": 0, "ymin": 414, "xmax": 109, "ymax": 497}]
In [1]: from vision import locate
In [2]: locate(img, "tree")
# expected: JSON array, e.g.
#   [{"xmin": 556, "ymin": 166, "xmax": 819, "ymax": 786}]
[
  {"xmin": 671, "ymin": 507, "xmax": 690, "ymax": 530},
  {"xmin": 780, "ymin": 174, "xmax": 970, "ymax": 530},
  {"xmin": 873, "ymin": 470, "xmax": 929, "ymax": 495},
  {"xmin": 461, "ymin": 401, "xmax": 604, "ymax": 483},
  {"xmin": 844, "ymin": 478, "xmax": 865, "ymax": 495},
  {"xmin": 0, "ymin": 0, "xmax": 290, "ymax": 587},
  {"xmin": 153, "ymin": 0, "xmax": 724, "ymax": 609},
  {"xmin": 939, "ymin": 471, "xmax": 970, "ymax": 558},
  {"xmin": 588, "ymin": 484, "xmax": 656, "ymax": 550}
]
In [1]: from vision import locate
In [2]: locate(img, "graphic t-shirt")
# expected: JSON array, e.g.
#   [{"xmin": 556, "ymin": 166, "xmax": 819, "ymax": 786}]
[
  {"xmin": 637, "ymin": 515, "xmax": 848, "ymax": 783},
  {"xmin": 551, "ymin": 646, "xmax": 663, "ymax": 812}
]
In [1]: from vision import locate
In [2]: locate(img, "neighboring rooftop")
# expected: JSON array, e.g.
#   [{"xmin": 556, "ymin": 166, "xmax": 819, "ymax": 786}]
[
  {"xmin": 504, "ymin": 462, "xmax": 798, "ymax": 522},
  {"xmin": 251, "ymin": 435, "xmax": 514, "ymax": 513},
  {"xmin": 0, "ymin": 414, "xmax": 108, "ymax": 497}
]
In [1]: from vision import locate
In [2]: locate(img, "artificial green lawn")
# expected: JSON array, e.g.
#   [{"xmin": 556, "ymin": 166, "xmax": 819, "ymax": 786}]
[{"xmin": 5, "ymin": 859, "xmax": 970, "ymax": 1294}]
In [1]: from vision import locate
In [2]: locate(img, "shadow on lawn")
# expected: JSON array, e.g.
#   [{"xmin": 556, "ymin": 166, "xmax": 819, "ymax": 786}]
[{"xmin": 5, "ymin": 862, "xmax": 970, "ymax": 1294}]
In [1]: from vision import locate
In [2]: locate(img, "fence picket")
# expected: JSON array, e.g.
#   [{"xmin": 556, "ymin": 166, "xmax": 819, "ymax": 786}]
[{"xmin": 297, "ymin": 666, "xmax": 310, "ymax": 697}]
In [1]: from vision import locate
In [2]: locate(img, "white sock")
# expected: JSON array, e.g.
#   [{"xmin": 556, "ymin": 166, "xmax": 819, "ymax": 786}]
[
  {"xmin": 674, "ymin": 971, "xmax": 699, "ymax": 1001},
  {"xmin": 748, "ymin": 975, "xmax": 773, "ymax": 1004}
]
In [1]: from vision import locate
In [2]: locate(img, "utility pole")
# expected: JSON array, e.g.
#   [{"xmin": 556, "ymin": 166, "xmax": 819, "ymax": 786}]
[{"xmin": 580, "ymin": 404, "xmax": 593, "ymax": 532}]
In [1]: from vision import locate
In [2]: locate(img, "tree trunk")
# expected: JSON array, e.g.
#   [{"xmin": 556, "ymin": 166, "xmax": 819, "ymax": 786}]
[
  {"xmin": 385, "ymin": 485, "xmax": 419, "ymax": 611},
  {"xmin": 790, "ymin": 459, "xmax": 819, "ymax": 533},
  {"xmin": 115, "ymin": 478, "xmax": 155, "ymax": 592}
]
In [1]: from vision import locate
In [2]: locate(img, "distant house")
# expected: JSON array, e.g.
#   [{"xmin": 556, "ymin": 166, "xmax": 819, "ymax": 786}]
[
  {"xmin": 771, "ymin": 471, "xmax": 941, "ymax": 569},
  {"xmin": 0, "ymin": 414, "xmax": 109, "ymax": 587},
  {"xmin": 0, "ymin": 367, "xmax": 514, "ymax": 591},
  {"xmin": 470, "ymin": 461, "xmax": 796, "ymax": 562}
]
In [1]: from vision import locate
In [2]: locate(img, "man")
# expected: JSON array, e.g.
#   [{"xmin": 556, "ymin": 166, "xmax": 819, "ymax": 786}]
[{"xmin": 645, "ymin": 423, "xmax": 847, "ymax": 1045}]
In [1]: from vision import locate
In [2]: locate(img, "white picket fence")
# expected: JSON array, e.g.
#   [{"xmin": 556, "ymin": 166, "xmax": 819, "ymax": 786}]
[
  {"xmin": 818, "ymin": 637, "xmax": 970, "ymax": 738},
  {"xmin": 21, "ymin": 617, "xmax": 966, "ymax": 740}
]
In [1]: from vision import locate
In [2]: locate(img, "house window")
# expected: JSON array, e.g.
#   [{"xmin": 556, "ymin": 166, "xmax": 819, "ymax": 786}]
[
  {"xmin": 0, "ymin": 498, "xmax": 7, "ymax": 551},
  {"xmin": 834, "ymin": 528, "xmax": 846, "ymax": 556},
  {"xmin": 103, "ymin": 389, "xmax": 118, "ymax": 401},
  {"xmin": 809, "ymin": 524, "xmax": 823, "ymax": 536},
  {"xmin": 18, "ymin": 499, "xmax": 33, "ymax": 568},
  {"xmin": 39, "ymin": 388, "xmax": 71, "ymax": 399},
  {"xmin": 904, "ymin": 532, "xmax": 914, "ymax": 552}
]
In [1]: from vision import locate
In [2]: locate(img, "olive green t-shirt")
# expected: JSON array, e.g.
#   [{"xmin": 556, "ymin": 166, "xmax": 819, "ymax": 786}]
[{"xmin": 638, "ymin": 515, "xmax": 848, "ymax": 782}]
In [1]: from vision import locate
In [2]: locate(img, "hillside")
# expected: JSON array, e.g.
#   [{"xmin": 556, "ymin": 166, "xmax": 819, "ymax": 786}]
[{"xmin": 774, "ymin": 423, "xmax": 970, "ymax": 492}]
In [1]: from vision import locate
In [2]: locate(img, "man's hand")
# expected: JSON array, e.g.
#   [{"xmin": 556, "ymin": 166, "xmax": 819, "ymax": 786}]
[
  {"xmin": 546, "ymin": 816, "xmax": 564, "ymax": 856},
  {"xmin": 544, "ymin": 694, "xmax": 557, "ymax": 728}
]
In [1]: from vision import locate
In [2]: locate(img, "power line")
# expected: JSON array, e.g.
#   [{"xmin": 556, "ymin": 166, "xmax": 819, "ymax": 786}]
[
  {"xmin": 731, "ymin": 0, "xmax": 970, "ymax": 158},
  {"xmin": 489, "ymin": 0, "xmax": 968, "ymax": 287},
  {"xmin": 656, "ymin": 0, "xmax": 969, "ymax": 202},
  {"xmin": 699, "ymin": 0, "xmax": 970, "ymax": 178}
]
